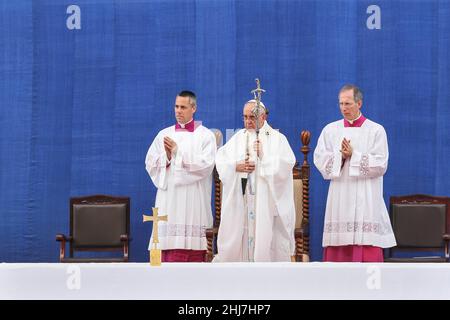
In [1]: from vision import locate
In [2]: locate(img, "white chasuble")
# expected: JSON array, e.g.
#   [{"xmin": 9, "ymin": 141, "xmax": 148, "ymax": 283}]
[{"xmin": 214, "ymin": 121, "xmax": 296, "ymax": 262}]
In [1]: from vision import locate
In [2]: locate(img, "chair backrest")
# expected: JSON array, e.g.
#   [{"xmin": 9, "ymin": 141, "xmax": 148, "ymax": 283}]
[
  {"xmin": 385, "ymin": 194, "xmax": 450, "ymax": 262},
  {"xmin": 293, "ymin": 178, "xmax": 304, "ymax": 229},
  {"xmin": 70, "ymin": 195, "xmax": 130, "ymax": 254},
  {"xmin": 210, "ymin": 128, "xmax": 223, "ymax": 149}
]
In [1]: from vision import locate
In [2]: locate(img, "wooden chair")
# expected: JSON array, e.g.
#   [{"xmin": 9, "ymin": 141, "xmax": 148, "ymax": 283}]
[
  {"xmin": 206, "ymin": 130, "xmax": 311, "ymax": 262},
  {"xmin": 56, "ymin": 195, "xmax": 130, "ymax": 262},
  {"xmin": 384, "ymin": 194, "xmax": 450, "ymax": 262}
]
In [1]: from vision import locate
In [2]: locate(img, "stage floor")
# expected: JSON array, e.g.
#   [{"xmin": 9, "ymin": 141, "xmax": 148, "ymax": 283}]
[{"xmin": 1, "ymin": 262, "xmax": 450, "ymax": 300}]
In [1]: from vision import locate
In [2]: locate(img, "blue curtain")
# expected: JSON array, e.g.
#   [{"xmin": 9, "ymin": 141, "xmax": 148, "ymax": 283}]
[{"xmin": 0, "ymin": 0, "xmax": 449, "ymax": 262}]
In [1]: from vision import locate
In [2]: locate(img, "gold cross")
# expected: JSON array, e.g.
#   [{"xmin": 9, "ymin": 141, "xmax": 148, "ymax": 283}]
[{"xmin": 143, "ymin": 207, "xmax": 168, "ymax": 245}]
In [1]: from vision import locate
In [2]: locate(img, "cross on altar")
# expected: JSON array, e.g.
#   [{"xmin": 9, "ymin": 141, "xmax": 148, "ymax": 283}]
[{"xmin": 143, "ymin": 207, "xmax": 168, "ymax": 266}]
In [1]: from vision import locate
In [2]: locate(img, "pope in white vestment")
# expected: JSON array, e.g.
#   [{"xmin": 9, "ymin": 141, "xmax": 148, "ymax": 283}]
[
  {"xmin": 314, "ymin": 85, "xmax": 396, "ymax": 262},
  {"xmin": 145, "ymin": 91, "xmax": 216, "ymax": 262},
  {"xmin": 214, "ymin": 100, "xmax": 296, "ymax": 262}
]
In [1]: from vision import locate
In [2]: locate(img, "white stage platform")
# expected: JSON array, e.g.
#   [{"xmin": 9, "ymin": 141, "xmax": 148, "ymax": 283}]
[{"xmin": 1, "ymin": 262, "xmax": 450, "ymax": 300}]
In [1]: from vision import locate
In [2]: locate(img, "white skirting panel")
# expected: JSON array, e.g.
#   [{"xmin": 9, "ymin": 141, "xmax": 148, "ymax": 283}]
[{"xmin": 1, "ymin": 262, "xmax": 450, "ymax": 300}]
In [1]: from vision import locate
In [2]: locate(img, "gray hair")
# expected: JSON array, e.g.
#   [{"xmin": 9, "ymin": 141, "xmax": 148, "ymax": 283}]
[{"xmin": 339, "ymin": 84, "xmax": 363, "ymax": 103}]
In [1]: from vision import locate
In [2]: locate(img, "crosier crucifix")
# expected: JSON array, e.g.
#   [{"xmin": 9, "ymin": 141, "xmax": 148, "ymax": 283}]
[{"xmin": 251, "ymin": 78, "xmax": 266, "ymax": 137}]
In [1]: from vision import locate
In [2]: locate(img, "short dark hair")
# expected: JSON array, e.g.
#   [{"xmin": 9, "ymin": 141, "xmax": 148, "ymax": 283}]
[{"xmin": 178, "ymin": 90, "xmax": 197, "ymax": 107}]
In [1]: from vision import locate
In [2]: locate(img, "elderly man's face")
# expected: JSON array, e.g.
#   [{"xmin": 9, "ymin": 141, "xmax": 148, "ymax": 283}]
[
  {"xmin": 339, "ymin": 89, "xmax": 362, "ymax": 121},
  {"xmin": 174, "ymin": 96, "xmax": 196, "ymax": 124},
  {"xmin": 243, "ymin": 103, "xmax": 266, "ymax": 130}
]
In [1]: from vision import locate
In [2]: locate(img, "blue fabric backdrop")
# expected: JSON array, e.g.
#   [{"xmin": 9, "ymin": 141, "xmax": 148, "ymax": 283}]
[{"xmin": 0, "ymin": 0, "xmax": 449, "ymax": 262}]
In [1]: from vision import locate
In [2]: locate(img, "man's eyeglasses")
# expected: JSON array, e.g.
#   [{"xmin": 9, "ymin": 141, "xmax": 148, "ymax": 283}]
[
  {"xmin": 243, "ymin": 115, "xmax": 257, "ymax": 121},
  {"xmin": 339, "ymin": 102, "xmax": 355, "ymax": 107}
]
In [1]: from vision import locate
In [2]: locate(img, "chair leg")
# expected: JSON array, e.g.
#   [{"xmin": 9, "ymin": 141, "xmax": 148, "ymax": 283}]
[
  {"xmin": 123, "ymin": 242, "xmax": 129, "ymax": 262},
  {"xmin": 206, "ymin": 236, "xmax": 214, "ymax": 262},
  {"xmin": 59, "ymin": 240, "xmax": 66, "ymax": 262},
  {"xmin": 445, "ymin": 240, "xmax": 449, "ymax": 262},
  {"xmin": 295, "ymin": 236, "xmax": 303, "ymax": 262},
  {"xmin": 56, "ymin": 235, "xmax": 66, "ymax": 262},
  {"xmin": 205, "ymin": 231, "xmax": 215, "ymax": 262}
]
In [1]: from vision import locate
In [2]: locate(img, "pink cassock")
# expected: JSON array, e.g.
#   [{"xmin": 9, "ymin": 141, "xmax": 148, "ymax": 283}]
[
  {"xmin": 343, "ymin": 114, "xmax": 366, "ymax": 127},
  {"xmin": 175, "ymin": 119, "xmax": 196, "ymax": 132},
  {"xmin": 162, "ymin": 249, "xmax": 206, "ymax": 262},
  {"xmin": 323, "ymin": 245, "xmax": 384, "ymax": 262}
]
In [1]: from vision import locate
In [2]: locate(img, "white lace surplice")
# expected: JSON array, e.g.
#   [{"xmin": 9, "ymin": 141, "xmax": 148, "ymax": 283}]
[
  {"xmin": 314, "ymin": 119, "xmax": 396, "ymax": 248},
  {"xmin": 145, "ymin": 125, "xmax": 216, "ymax": 250}
]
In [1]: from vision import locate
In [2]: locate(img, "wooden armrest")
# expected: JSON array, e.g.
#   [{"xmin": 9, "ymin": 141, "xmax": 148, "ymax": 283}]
[
  {"xmin": 295, "ymin": 224, "xmax": 309, "ymax": 238},
  {"xmin": 120, "ymin": 234, "xmax": 130, "ymax": 242},
  {"xmin": 442, "ymin": 234, "xmax": 450, "ymax": 241},
  {"xmin": 205, "ymin": 227, "xmax": 219, "ymax": 237},
  {"xmin": 56, "ymin": 234, "xmax": 72, "ymax": 242}
]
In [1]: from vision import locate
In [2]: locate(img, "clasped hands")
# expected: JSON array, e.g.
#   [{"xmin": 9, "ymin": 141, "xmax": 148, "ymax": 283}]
[
  {"xmin": 236, "ymin": 159, "xmax": 255, "ymax": 173},
  {"xmin": 340, "ymin": 138, "xmax": 352, "ymax": 160},
  {"xmin": 236, "ymin": 140, "xmax": 263, "ymax": 173},
  {"xmin": 164, "ymin": 136, "xmax": 178, "ymax": 161}
]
